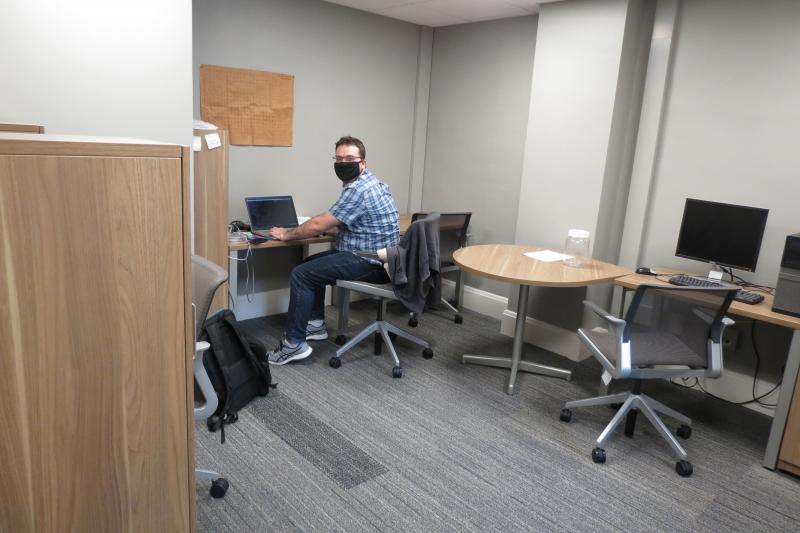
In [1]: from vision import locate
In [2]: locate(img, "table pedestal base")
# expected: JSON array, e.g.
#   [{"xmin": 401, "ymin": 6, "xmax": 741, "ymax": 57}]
[{"xmin": 462, "ymin": 284, "xmax": 571, "ymax": 395}]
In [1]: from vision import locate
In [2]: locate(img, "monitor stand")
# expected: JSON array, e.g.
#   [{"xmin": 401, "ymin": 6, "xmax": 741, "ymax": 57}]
[{"xmin": 707, "ymin": 263, "xmax": 725, "ymax": 281}]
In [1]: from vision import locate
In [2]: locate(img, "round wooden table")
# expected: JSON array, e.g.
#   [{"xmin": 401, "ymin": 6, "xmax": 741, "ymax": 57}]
[{"xmin": 453, "ymin": 244, "xmax": 632, "ymax": 395}]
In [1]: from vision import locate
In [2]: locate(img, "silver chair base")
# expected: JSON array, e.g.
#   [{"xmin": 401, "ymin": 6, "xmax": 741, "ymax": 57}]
[
  {"xmin": 335, "ymin": 319, "xmax": 430, "ymax": 368},
  {"xmin": 195, "ymin": 468, "xmax": 222, "ymax": 482},
  {"xmin": 564, "ymin": 392, "xmax": 692, "ymax": 459}
]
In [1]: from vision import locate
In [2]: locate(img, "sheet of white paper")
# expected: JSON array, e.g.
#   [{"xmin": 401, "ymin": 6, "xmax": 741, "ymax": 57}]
[
  {"xmin": 601, "ymin": 370, "xmax": 613, "ymax": 386},
  {"xmin": 205, "ymin": 132, "xmax": 222, "ymax": 150},
  {"xmin": 193, "ymin": 119, "xmax": 219, "ymax": 130},
  {"xmin": 524, "ymin": 250, "xmax": 573, "ymax": 262},
  {"xmin": 192, "ymin": 136, "xmax": 202, "ymax": 152}
]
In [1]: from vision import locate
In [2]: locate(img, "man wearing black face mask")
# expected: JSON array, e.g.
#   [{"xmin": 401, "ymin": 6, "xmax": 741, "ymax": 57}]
[{"xmin": 265, "ymin": 136, "xmax": 400, "ymax": 365}]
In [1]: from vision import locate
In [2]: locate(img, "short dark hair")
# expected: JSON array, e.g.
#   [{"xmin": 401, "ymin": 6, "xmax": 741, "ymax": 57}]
[{"xmin": 335, "ymin": 136, "xmax": 366, "ymax": 159}]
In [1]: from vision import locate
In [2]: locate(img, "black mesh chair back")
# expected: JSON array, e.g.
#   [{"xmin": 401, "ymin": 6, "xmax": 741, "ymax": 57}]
[
  {"xmin": 411, "ymin": 212, "xmax": 471, "ymax": 268},
  {"xmin": 623, "ymin": 285, "xmax": 739, "ymax": 369},
  {"xmin": 191, "ymin": 255, "xmax": 229, "ymax": 340}
]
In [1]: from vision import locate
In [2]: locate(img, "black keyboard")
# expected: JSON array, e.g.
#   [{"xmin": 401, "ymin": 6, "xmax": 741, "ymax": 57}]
[{"xmin": 667, "ymin": 275, "xmax": 765, "ymax": 305}]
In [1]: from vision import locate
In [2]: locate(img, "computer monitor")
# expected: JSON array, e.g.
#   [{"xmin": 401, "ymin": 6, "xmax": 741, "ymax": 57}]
[{"xmin": 675, "ymin": 198, "xmax": 769, "ymax": 272}]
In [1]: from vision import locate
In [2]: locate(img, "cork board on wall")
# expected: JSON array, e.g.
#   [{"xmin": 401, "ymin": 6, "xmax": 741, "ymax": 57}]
[{"xmin": 200, "ymin": 64, "xmax": 294, "ymax": 146}]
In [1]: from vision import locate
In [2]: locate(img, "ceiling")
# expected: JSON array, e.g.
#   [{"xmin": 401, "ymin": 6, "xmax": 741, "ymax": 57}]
[{"xmin": 322, "ymin": 0, "xmax": 561, "ymax": 27}]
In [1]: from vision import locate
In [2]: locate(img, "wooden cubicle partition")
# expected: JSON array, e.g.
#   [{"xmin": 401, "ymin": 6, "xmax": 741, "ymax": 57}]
[
  {"xmin": 193, "ymin": 128, "xmax": 229, "ymax": 312},
  {"xmin": 0, "ymin": 122, "xmax": 44, "ymax": 133},
  {"xmin": 0, "ymin": 133, "xmax": 195, "ymax": 532},
  {"xmin": 778, "ymin": 379, "xmax": 800, "ymax": 476}
]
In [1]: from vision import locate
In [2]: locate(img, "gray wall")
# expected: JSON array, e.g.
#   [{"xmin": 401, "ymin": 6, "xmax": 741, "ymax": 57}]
[
  {"xmin": 0, "ymin": 0, "xmax": 192, "ymax": 146},
  {"xmin": 514, "ymin": 0, "xmax": 633, "ymax": 328},
  {"xmin": 193, "ymin": 0, "xmax": 424, "ymax": 222},
  {"xmin": 638, "ymin": 0, "xmax": 800, "ymax": 288},
  {"xmin": 632, "ymin": 0, "xmax": 800, "ymax": 381},
  {"xmin": 423, "ymin": 16, "xmax": 538, "ymax": 295}
]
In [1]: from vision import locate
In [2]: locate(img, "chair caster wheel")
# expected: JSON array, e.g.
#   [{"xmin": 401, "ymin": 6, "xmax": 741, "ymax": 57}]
[
  {"xmin": 210, "ymin": 478, "xmax": 229, "ymax": 498},
  {"xmin": 408, "ymin": 317, "xmax": 418, "ymax": 327},
  {"xmin": 591, "ymin": 447, "xmax": 606, "ymax": 464},
  {"xmin": 207, "ymin": 414, "xmax": 222, "ymax": 432},
  {"xmin": 329, "ymin": 357, "xmax": 341, "ymax": 368},
  {"xmin": 559, "ymin": 408, "xmax": 572, "ymax": 422},
  {"xmin": 422, "ymin": 348, "xmax": 433, "ymax": 359},
  {"xmin": 454, "ymin": 314, "xmax": 463, "ymax": 324},
  {"xmin": 676, "ymin": 424, "xmax": 692, "ymax": 439},
  {"xmin": 676, "ymin": 460, "xmax": 693, "ymax": 477},
  {"xmin": 392, "ymin": 366, "xmax": 403, "ymax": 378},
  {"xmin": 334, "ymin": 335, "xmax": 347, "ymax": 345}
]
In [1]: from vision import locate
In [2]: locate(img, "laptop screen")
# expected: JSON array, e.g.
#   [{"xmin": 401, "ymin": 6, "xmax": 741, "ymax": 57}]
[{"xmin": 245, "ymin": 196, "xmax": 299, "ymax": 231}]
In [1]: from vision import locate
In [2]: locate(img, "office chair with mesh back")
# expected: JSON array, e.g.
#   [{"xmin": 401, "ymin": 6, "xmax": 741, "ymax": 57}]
[
  {"xmin": 331, "ymin": 214, "xmax": 440, "ymax": 378},
  {"xmin": 192, "ymin": 254, "xmax": 230, "ymax": 498},
  {"xmin": 408, "ymin": 212, "xmax": 471, "ymax": 326},
  {"xmin": 559, "ymin": 284, "xmax": 739, "ymax": 477}
]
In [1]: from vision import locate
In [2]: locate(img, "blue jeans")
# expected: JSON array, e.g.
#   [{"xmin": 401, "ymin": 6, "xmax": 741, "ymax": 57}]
[{"xmin": 285, "ymin": 250, "xmax": 389, "ymax": 344}]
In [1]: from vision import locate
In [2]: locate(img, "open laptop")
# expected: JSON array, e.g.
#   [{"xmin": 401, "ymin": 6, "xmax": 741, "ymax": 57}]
[{"xmin": 245, "ymin": 195, "xmax": 299, "ymax": 239}]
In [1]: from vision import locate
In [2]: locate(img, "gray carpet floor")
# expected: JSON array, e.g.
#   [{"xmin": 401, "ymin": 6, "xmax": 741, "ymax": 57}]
[{"xmin": 195, "ymin": 301, "xmax": 800, "ymax": 532}]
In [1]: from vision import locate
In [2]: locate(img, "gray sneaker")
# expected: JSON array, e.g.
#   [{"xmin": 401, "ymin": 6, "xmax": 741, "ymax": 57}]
[
  {"xmin": 306, "ymin": 321, "xmax": 328, "ymax": 341},
  {"xmin": 267, "ymin": 339, "xmax": 312, "ymax": 365}
]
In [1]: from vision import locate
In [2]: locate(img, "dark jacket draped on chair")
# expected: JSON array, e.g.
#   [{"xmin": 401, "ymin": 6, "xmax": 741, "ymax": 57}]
[{"xmin": 385, "ymin": 213, "xmax": 441, "ymax": 315}]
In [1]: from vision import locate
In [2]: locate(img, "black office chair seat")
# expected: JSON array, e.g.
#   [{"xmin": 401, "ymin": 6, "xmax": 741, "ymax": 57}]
[
  {"xmin": 583, "ymin": 329, "xmax": 708, "ymax": 368},
  {"xmin": 336, "ymin": 280, "xmax": 394, "ymax": 300},
  {"xmin": 441, "ymin": 260, "xmax": 459, "ymax": 274}
]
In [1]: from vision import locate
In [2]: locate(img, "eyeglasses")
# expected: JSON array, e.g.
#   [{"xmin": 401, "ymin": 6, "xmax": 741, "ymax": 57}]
[{"xmin": 333, "ymin": 156, "xmax": 362, "ymax": 163}]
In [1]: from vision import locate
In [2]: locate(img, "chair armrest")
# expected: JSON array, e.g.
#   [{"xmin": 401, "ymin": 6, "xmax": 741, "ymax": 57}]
[
  {"xmin": 583, "ymin": 300, "xmax": 625, "ymax": 327},
  {"xmin": 582, "ymin": 300, "xmax": 629, "ymax": 376},
  {"xmin": 194, "ymin": 341, "xmax": 218, "ymax": 420},
  {"xmin": 692, "ymin": 308, "xmax": 735, "ymax": 342}
]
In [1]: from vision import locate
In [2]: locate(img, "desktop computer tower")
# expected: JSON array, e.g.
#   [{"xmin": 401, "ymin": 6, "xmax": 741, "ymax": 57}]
[{"xmin": 772, "ymin": 233, "xmax": 800, "ymax": 317}]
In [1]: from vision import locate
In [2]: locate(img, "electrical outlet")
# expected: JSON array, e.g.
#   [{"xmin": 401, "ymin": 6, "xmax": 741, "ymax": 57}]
[{"xmin": 722, "ymin": 327, "xmax": 740, "ymax": 350}]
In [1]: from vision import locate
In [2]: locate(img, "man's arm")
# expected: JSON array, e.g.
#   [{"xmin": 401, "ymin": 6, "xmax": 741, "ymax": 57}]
[{"xmin": 268, "ymin": 211, "xmax": 340, "ymax": 241}]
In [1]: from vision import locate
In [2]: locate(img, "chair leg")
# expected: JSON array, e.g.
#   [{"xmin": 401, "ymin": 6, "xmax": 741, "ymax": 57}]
[
  {"xmin": 624, "ymin": 410, "xmax": 638, "ymax": 438},
  {"xmin": 195, "ymin": 468, "xmax": 221, "ymax": 481},
  {"xmin": 440, "ymin": 297, "xmax": 459, "ymax": 314},
  {"xmin": 382, "ymin": 321, "xmax": 431, "ymax": 349},
  {"xmin": 565, "ymin": 392, "xmax": 630, "ymax": 410},
  {"xmin": 454, "ymin": 269, "xmax": 464, "ymax": 309},
  {"xmin": 378, "ymin": 323, "xmax": 401, "ymax": 368},
  {"xmin": 641, "ymin": 394, "xmax": 692, "ymax": 426},
  {"xmin": 596, "ymin": 395, "xmax": 638, "ymax": 447},
  {"xmin": 637, "ymin": 398, "xmax": 688, "ymax": 459},
  {"xmin": 336, "ymin": 287, "xmax": 350, "ymax": 334},
  {"xmin": 336, "ymin": 321, "xmax": 381, "ymax": 357}
]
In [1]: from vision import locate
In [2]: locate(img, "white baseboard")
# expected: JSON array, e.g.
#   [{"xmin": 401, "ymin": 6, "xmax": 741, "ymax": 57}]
[
  {"xmin": 440, "ymin": 279, "xmax": 586, "ymax": 361},
  {"xmin": 441, "ymin": 278, "xmax": 508, "ymax": 317},
  {"xmin": 499, "ymin": 310, "xmax": 587, "ymax": 362},
  {"xmin": 233, "ymin": 286, "xmax": 332, "ymax": 321}
]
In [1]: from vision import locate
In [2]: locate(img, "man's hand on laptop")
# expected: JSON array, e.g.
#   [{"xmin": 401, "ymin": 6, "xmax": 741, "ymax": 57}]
[
  {"xmin": 268, "ymin": 212, "xmax": 340, "ymax": 241},
  {"xmin": 268, "ymin": 227, "xmax": 289, "ymax": 240}
]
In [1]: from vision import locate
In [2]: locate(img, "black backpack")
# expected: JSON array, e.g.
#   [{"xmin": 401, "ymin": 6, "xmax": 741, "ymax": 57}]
[{"xmin": 199, "ymin": 309, "xmax": 275, "ymax": 442}]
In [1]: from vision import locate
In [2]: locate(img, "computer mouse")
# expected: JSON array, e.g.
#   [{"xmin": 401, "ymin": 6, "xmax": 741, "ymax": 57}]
[{"xmin": 635, "ymin": 267, "xmax": 658, "ymax": 276}]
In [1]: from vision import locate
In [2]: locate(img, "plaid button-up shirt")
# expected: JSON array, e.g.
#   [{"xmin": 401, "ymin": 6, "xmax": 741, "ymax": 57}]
[{"xmin": 330, "ymin": 169, "xmax": 399, "ymax": 256}]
